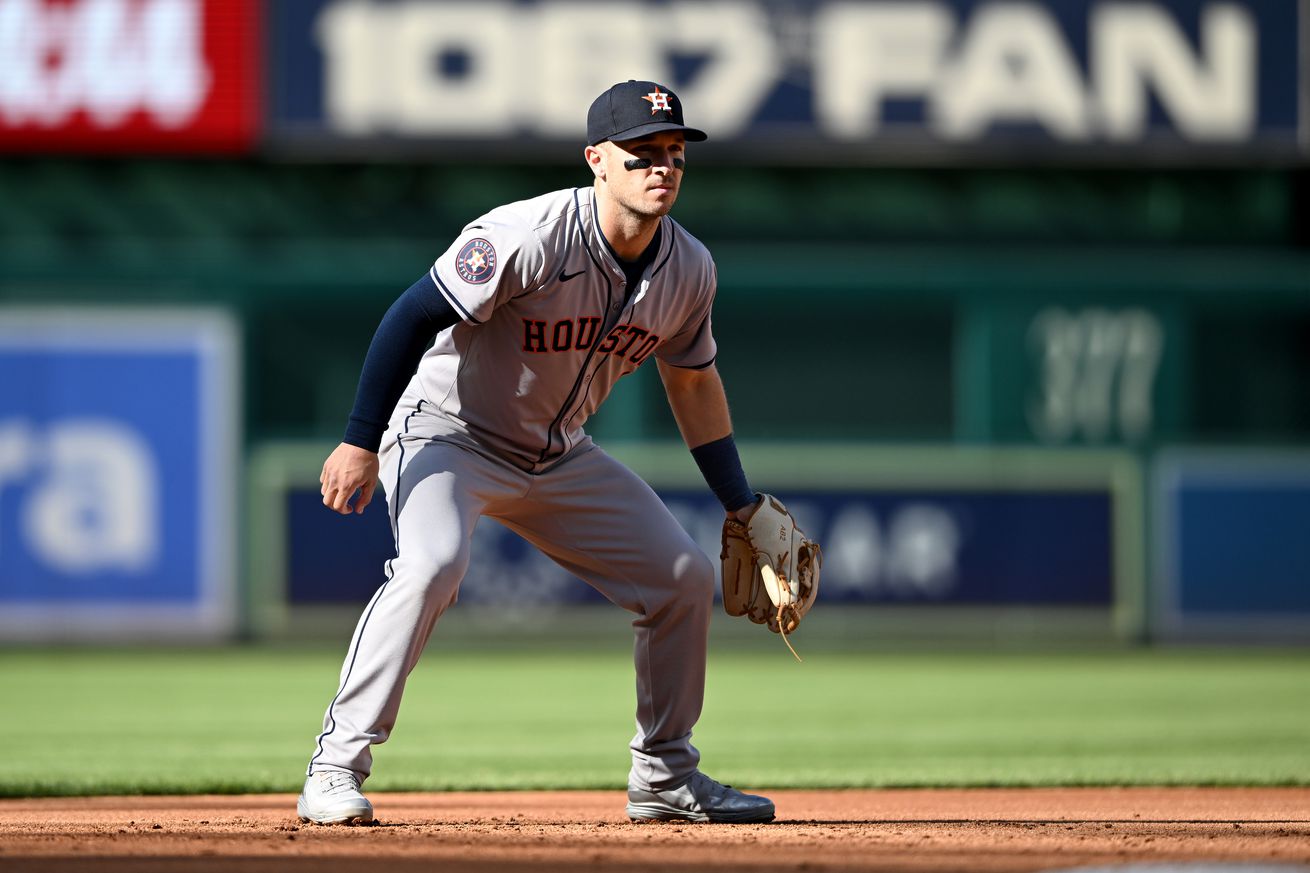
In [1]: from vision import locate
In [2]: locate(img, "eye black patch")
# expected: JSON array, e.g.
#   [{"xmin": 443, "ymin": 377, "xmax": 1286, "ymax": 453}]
[{"xmin": 623, "ymin": 157, "xmax": 685, "ymax": 171}]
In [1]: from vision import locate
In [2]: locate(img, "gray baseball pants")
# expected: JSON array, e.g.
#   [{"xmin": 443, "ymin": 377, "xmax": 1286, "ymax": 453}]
[{"xmin": 307, "ymin": 432, "xmax": 714, "ymax": 792}]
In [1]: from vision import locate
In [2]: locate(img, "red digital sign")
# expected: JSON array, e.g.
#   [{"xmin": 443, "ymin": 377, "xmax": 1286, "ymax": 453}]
[{"xmin": 0, "ymin": 0, "xmax": 260, "ymax": 154}]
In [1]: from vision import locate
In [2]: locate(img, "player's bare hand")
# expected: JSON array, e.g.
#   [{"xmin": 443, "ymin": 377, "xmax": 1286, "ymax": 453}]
[{"xmin": 320, "ymin": 442, "xmax": 380, "ymax": 515}]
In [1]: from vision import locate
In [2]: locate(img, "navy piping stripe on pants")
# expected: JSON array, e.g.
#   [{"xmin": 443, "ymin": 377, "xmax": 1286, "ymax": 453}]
[{"xmin": 308, "ymin": 401, "xmax": 424, "ymax": 776}]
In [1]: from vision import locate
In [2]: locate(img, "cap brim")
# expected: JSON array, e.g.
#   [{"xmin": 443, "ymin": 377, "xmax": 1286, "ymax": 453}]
[{"xmin": 599, "ymin": 121, "xmax": 708, "ymax": 145}]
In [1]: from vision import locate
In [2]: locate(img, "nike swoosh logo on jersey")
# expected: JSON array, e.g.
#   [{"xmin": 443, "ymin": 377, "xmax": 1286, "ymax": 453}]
[{"xmin": 558, "ymin": 269, "xmax": 585, "ymax": 282}]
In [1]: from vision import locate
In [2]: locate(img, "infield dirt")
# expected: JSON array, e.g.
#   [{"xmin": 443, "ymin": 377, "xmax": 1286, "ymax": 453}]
[{"xmin": 1, "ymin": 788, "xmax": 1307, "ymax": 872}]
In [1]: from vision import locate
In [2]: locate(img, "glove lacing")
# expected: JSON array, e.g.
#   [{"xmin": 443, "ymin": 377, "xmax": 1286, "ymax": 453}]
[
  {"xmin": 777, "ymin": 601, "xmax": 802, "ymax": 663},
  {"xmin": 761, "ymin": 547, "xmax": 803, "ymax": 663}
]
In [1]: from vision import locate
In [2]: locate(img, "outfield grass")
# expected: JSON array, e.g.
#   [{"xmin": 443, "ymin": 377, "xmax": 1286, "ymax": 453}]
[{"xmin": 1, "ymin": 646, "xmax": 1307, "ymax": 796}]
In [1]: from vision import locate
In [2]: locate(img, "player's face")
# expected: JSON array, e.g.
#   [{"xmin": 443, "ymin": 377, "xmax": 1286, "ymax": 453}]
[{"xmin": 594, "ymin": 132, "xmax": 686, "ymax": 219}]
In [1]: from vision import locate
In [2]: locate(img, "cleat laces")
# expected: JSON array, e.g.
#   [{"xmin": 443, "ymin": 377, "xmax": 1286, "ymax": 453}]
[{"xmin": 320, "ymin": 771, "xmax": 361, "ymax": 796}]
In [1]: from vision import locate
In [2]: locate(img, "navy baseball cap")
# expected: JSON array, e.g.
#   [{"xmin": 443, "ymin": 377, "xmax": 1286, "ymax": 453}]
[{"xmin": 586, "ymin": 80, "xmax": 708, "ymax": 146}]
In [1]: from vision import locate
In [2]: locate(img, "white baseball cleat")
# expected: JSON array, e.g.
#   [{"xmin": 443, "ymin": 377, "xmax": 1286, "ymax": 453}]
[
  {"xmin": 626, "ymin": 771, "xmax": 775, "ymax": 823},
  {"xmin": 297, "ymin": 770, "xmax": 374, "ymax": 825}
]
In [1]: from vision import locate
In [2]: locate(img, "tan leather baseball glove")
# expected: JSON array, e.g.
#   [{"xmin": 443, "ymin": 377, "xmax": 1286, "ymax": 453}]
[{"xmin": 721, "ymin": 493, "xmax": 821, "ymax": 656}]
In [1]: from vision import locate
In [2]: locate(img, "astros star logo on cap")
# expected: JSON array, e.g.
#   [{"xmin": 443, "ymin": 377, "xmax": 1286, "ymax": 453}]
[{"xmin": 642, "ymin": 86, "xmax": 672, "ymax": 115}]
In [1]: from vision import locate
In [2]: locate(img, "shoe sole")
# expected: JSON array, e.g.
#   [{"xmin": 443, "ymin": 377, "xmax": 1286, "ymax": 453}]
[
  {"xmin": 626, "ymin": 801, "xmax": 775, "ymax": 824},
  {"xmin": 297, "ymin": 800, "xmax": 374, "ymax": 826},
  {"xmin": 298, "ymin": 814, "xmax": 374, "ymax": 825}
]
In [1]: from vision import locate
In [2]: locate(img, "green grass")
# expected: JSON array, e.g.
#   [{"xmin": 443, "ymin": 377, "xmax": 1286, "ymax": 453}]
[{"xmin": 1, "ymin": 646, "xmax": 1307, "ymax": 796}]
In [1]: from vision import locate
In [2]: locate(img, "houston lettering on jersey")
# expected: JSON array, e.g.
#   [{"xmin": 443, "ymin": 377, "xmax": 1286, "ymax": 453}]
[
  {"xmin": 523, "ymin": 318, "xmax": 660, "ymax": 365},
  {"xmin": 416, "ymin": 188, "xmax": 716, "ymax": 473}
]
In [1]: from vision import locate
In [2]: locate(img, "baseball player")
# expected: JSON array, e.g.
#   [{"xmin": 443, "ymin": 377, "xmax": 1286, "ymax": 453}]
[{"xmin": 298, "ymin": 80, "xmax": 775, "ymax": 825}]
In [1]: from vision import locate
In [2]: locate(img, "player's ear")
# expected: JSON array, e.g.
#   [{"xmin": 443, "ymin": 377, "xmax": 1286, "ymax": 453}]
[{"xmin": 585, "ymin": 144, "xmax": 606, "ymax": 181}]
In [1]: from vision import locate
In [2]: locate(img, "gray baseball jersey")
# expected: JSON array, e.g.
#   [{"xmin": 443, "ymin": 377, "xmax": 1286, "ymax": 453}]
[
  {"xmin": 412, "ymin": 186, "xmax": 717, "ymax": 473},
  {"xmin": 308, "ymin": 186, "xmax": 721, "ymax": 794}
]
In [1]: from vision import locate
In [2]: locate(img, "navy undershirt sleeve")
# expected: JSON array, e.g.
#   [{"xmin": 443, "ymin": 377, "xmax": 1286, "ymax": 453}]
[
  {"xmin": 690, "ymin": 434, "xmax": 755, "ymax": 513},
  {"xmin": 342, "ymin": 274, "xmax": 460, "ymax": 452}
]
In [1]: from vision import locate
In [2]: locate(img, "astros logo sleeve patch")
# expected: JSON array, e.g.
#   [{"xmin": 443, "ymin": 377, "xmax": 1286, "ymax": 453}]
[{"xmin": 455, "ymin": 238, "xmax": 497, "ymax": 285}]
